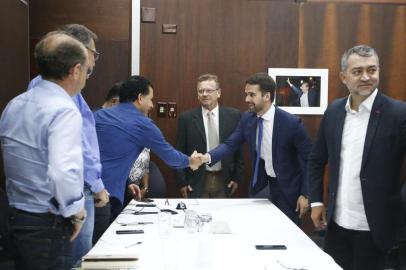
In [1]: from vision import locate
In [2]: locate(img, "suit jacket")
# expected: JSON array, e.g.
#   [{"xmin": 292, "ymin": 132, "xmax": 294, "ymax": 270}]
[
  {"xmin": 209, "ymin": 107, "xmax": 311, "ymax": 208},
  {"xmin": 308, "ymin": 91, "xmax": 406, "ymax": 250},
  {"xmin": 176, "ymin": 106, "xmax": 244, "ymax": 197}
]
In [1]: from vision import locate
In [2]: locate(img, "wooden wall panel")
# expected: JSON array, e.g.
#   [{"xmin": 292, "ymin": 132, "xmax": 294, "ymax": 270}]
[
  {"xmin": 0, "ymin": 0, "xmax": 29, "ymax": 189},
  {"xmin": 140, "ymin": 0, "xmax": 406, "ymax": 208},
  {"xmin": 29, "ymin": 0, "xmax": 132, "ymax": 109}
]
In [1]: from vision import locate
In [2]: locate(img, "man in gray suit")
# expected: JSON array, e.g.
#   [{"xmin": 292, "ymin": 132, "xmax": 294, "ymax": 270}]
[{"xmin": 176, "ymin": 74, "xmax": 244, "ymax": 198}]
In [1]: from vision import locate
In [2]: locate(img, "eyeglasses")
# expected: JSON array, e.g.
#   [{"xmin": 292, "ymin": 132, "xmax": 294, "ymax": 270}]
[
  {"xmin": 86, "ymin": 46, "xmax": 100, "ymax": 62},
  {"xmin": 197, "ymin": 89, "xmax": 218, "ymax": 95}
]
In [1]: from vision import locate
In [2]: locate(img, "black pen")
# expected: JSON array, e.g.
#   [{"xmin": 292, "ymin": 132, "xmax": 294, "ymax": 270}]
[{"xmin": 121, "ymin": 222, "xmax": 154, "ymax": 226}]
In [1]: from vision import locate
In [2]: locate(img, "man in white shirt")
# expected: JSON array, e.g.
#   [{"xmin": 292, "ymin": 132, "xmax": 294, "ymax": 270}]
[
  {"xmin": 0, "ymin": 31, "xmax": 91, "ymax": 270},
  {"xmin": 308, "ymin": 45, "xmax": 406, "ymax": 270}
]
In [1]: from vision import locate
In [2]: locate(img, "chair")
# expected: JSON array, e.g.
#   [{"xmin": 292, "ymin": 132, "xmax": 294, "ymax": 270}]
[{"xmin": 148, "ymin": 161, "xmax": 166, "ymax": 198}]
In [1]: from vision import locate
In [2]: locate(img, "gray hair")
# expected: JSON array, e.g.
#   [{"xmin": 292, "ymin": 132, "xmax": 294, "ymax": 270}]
[{"xmin": 341, "ymin": 45, "xmax": 379, "ymax": 72}]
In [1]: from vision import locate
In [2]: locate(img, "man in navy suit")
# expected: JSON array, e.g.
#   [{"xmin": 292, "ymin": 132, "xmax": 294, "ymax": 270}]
[
  {"xmin": 308, "ymin": 45, "xmax": 406, "ymax": 270},
  {"xmin": 199, "ymin": 73, "xmax": 312, "ymax": 224}
]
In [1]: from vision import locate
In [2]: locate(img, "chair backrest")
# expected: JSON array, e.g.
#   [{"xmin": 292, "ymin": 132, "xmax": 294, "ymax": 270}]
[{"xmin": 148, "ymin": 161, "xmax": 166, "ymax": 198}]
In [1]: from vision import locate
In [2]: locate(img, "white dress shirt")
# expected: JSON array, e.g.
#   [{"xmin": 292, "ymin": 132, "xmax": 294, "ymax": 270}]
[
  {"xmin": 202, "ymin": 106, "xmax": 221, "ymax": 171},
  {"xmin": 0, "ymin": 80, "xmax": 84, "ymax": 217},
  {"xmin": 300, "ymin": 92, "xmax": 309, "ymax": 107},
  {"xmin": 333, "ymin": 89, "xmax": 378, "ymax": 231},
  {"xmin": 258, "ymin": 105, "xmax": 276, "ymax": 178}
]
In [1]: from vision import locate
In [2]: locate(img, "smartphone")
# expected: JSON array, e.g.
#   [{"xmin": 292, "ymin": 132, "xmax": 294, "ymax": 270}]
[
  {"xmin": 135, "ymin": 204, "xmax": 156, "ymax": 207},
  {"xmin": 116, "ymin": 229, "xmax": 144, "ymax": 235},
  {"xmin": 255, "ymin": 245, "xmax": 287, "ymax": 250}
]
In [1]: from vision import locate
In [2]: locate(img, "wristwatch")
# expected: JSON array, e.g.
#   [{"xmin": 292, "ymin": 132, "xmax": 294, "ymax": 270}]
[
  {"xmin": 141, "ymin": 187, "xmax": 149, "ymax": 193},
  {"xmin": 71, "ymin": 211, "xmax": 87, "ymax": 225}
]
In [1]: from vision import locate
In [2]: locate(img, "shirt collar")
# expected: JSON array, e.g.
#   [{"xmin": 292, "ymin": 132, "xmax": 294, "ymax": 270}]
[
  {"xmin": 39, "ymin": 79, "xmax": 73, "ymax": 100},
  {"xmin": 202, "ymin": 105, "xmax": 219, "ymax": 117},
  {"xmin": 258, "ymin": 104, "xmax": 275, "ymax": 121},
  {"xmin": 345, "ymin": 88, "xmax": 378, "ymax": 114}
]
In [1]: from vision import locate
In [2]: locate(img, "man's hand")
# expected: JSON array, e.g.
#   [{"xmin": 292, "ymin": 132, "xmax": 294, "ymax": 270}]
[
  {"xmin": 179, "ymin": 185, "xmax": 193, "ymax": 198},
  {"xmin": 311, "ymin": 205, "xmax": 327, "ymax": 230},
  {"xmin": 69, "ymin": 208, "xmax": 86, "ymax": 242},
  {"xmin": 200, "ymin": 153, "xmax": 210, "ymax": 164},
  {"xmin": 296, "ymin": 195, "xmax": 309, "ymax": 219},
  {"xmin": 94, "ymin": 189, "xmax": 110, "ymax": 208},
  {"xmin": 227, "ymin": 181, "xmax": 238, "ymax": 196},
  {"xmin": 189, "ymin": 151, "xmax": 203, "ymax": 171},
  {"xmin": 127, "ymin": 183, "xmax": 141, "ymax": 201}
]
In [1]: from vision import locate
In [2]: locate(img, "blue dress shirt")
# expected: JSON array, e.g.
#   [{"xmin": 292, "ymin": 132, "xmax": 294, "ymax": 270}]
[
  {"xmin": 28, "ymin": 75, "xmax": 105, "ymax": 193},
  {"xmin": 0, "ymin": 80, "xmax": 84, "ymax": 217},
  {"xmin": 94, "ymin": 103, "xmax": 189, "ymax": 203}
]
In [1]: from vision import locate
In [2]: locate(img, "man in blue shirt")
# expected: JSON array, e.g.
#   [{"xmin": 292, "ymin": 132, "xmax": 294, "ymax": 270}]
[
  {"xmin": 27, "ymin": 24, "xmax": 109, "ymax": 266},
  {"xmin": 0, "ymin": 32, "xmax": 89, "ymax": 270},
  {"xmin": 94, "ymin": 75, "xmax": 202, "ymax": 223}
]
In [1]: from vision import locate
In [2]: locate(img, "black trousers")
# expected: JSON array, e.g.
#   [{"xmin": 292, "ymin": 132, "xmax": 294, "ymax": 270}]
[
  {"xmin": 324, "ymin": 221, "xmax": 386, "ymax": 270},
  {"xmin": 9, "ymin": 208, "xmax": 74, "ymax": 270}
]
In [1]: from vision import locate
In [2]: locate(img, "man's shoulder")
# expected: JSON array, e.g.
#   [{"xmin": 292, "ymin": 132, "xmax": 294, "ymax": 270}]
[
  {"xmin": 178, "ymin": 107, "xmax": 201, "ymax": 119},
  {"xmin": 220, "ymin": 106, "xmax": 241, "ymax": 115}
]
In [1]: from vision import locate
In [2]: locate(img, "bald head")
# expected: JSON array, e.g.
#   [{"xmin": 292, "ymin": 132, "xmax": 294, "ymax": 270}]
[{"xmin": 34, "ymin": 31, "xmax": 88, "ymax": 81}]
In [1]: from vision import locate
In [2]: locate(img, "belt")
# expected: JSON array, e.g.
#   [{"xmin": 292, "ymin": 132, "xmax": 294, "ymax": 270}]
[{"xmin": 205, "ymin": 170, "xmax": 222, "ymax": 175}]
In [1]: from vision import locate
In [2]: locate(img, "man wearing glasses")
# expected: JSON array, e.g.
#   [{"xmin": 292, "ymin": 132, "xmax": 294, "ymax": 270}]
[
  {"xmin": 176, "ymin": 74, "xmax": 244, "ymax": 198},
  {"xmin": 27, "ymin": 24, "xmax": 109, "ymax": 267}
]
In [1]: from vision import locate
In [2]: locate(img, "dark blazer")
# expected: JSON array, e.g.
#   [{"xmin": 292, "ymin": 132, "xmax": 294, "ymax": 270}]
[
  {"xmin": 209, "ymin": 107, "xmax": 311, "ymax": 208},
  {"xmin": 176, "ymin": 106, "xmax": 244, "ymax": 197},
  {"xmin": 308, "ymin": 91, "xmax": 406, "ymax": 250}
]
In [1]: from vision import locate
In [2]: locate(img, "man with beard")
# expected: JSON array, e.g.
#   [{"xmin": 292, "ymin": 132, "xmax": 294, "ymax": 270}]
[
  {"xmin": 308, "ymin": 45, "xmax": 406, "ymax": 270},
  {"xmin": 199, "ymin": 73, "xmax": 312, "ymax": 224}
]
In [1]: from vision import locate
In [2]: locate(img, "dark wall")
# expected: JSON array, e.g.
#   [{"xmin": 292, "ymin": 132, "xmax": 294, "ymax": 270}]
[
  {"xmin": 0, "ymin": 0, "xmax": 29, "ymax": 189},
  {"xmin": 140, "ymin": 0, "xmax": 406, "ymax": 198},
  {"xmin": 29, "ymin": 0, "xmax": 132, "ymax": 109}
]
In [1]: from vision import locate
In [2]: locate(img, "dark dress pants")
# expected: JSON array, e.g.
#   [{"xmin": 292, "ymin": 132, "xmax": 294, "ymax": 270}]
[{"xmin": 324, "ymin": 221, "xmax": 386, "ymax": 270}]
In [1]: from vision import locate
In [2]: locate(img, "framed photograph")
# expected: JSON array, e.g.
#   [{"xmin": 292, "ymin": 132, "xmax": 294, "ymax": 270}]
[{"xmin": 268, "ymin": 68, "xmax": 328, "ymax": 115}]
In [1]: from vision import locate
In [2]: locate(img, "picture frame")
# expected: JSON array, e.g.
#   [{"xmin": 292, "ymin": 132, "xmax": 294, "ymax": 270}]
[{"xmin": 268, "ymin": 68, "xmax": 329, "ymax": 115}]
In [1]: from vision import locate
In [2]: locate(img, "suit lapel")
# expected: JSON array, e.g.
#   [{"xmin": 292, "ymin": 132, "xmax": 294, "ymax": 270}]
[
  {"xmin": 218, "ymin": 107, "xmax": 226, "ymax": 142},
  {"xmin": 334, "ymin": 101, "xmax": 347, "ymax": 156},
  {"xmin": 272, "ymin": 108, "xmax": 280, "ymax": 161},
  {"xmin": 361, "ymin": 92, "xmax": 384, "ymax": 170},
  {"xmin": 247, "ymin": 113, "xmax": 257, "ymax": 156},
  {"xmin": 192, "ymin": 107, "xmax": 207, "ymax": 144}
]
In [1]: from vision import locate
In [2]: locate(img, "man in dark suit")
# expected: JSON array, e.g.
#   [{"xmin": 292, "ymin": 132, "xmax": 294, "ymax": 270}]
[
  {"xmin": 199, "ymin": 73, "xmax": 311, "ymax": 223},
  {"xmin": 176, "ymin": 74, "xmax": 244, "ymax": 198},
  {"xmin": 287, "ymin": 78, "xmax": 319, "ymax": 107},
  {"xmin": 308, "ymin": 45, "xmax": 406, "ymax": 270}
]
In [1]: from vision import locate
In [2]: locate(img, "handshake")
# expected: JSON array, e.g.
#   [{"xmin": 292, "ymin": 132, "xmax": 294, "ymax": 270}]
[{"xmin": 189, "ymin": 150, "xmax": 210, "ymax": 171}]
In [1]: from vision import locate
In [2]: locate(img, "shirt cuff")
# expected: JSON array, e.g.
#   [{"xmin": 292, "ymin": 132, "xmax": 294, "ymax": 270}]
[
  {"xmin": 53, "ymin": 194, "xmax": 85, "ymax": 218},
  {"xmin": 206, "ymin": 153, "xmax": 212, "ymax": 164},
  {"xmin": 311, "ymin": 202, "xmax": 324, "ymax": 208},
  {"xmin": 88, "ymin": 178, "xmax": 105, "ymax": 193}
]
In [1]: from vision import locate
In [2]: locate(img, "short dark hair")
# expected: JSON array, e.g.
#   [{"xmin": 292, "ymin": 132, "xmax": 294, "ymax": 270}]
[
  {"xmin": 105, "ymin": 82, "xmax": 122, "ymax": 102},
  {"xmin": 35, "ymin": 31, "xmax": 87, "ymax": 81},
  {"xmin": 58, "ymin": 24, "xmax": 98, "ymax": 47},
  {"xmin": 245, "ymin": 72, "xmax": 276, "ymax": 102},
  {"xmin": 119, "ymin": 75, "xmax": 153, "ymax": 103}
]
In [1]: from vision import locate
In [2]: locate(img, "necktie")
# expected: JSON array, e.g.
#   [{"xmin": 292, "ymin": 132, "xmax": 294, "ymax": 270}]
[
  {"xmin": 252, "ymin": 117, "xmax": 264, "ymax": 189},
  {"xmin": 207, "ymin": 112, "xmax": 219, "ymax": 150}
]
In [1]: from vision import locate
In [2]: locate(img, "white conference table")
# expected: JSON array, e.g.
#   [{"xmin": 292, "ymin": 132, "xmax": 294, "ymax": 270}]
[{"xmin": 85, "ymin": 199, "xmax": 342, "ymax": 270}]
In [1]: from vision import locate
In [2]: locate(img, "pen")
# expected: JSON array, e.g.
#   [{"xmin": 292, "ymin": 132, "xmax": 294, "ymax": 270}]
[
  {"xmin": 125, "ymin": 241, "xmax": 142, "ymax": 248},
  {"xmin": 121, "ymin": 222, "xmax": 154, "ymax": 226}
]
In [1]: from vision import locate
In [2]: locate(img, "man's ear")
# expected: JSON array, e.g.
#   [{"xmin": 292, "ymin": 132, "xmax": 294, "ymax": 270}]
[
  {"xmin": 70, "ymin": 63, "xmax": 82, "ymax": 80},
  {"xmin": 217, "ymin": 88, "xmax": 221, "ymax": 98},
  {"xmin": 339, "ymin": 71, "xmax": 346, "ymax": 84}
]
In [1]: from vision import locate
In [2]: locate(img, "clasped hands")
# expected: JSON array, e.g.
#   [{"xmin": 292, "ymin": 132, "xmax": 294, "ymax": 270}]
[{"xmin": 188, "ymin": 150, "xmax": 210, "ymax": 171}]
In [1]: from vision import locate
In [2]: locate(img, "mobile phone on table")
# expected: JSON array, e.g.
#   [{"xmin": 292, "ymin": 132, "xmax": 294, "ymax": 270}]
[
  {"xmin": 116, "ymin": 229, "xmax": 144, "ymax": 235},
  {"xmin": 255, "ymin": 245, "xmax": 287, "ymax": 250}
]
